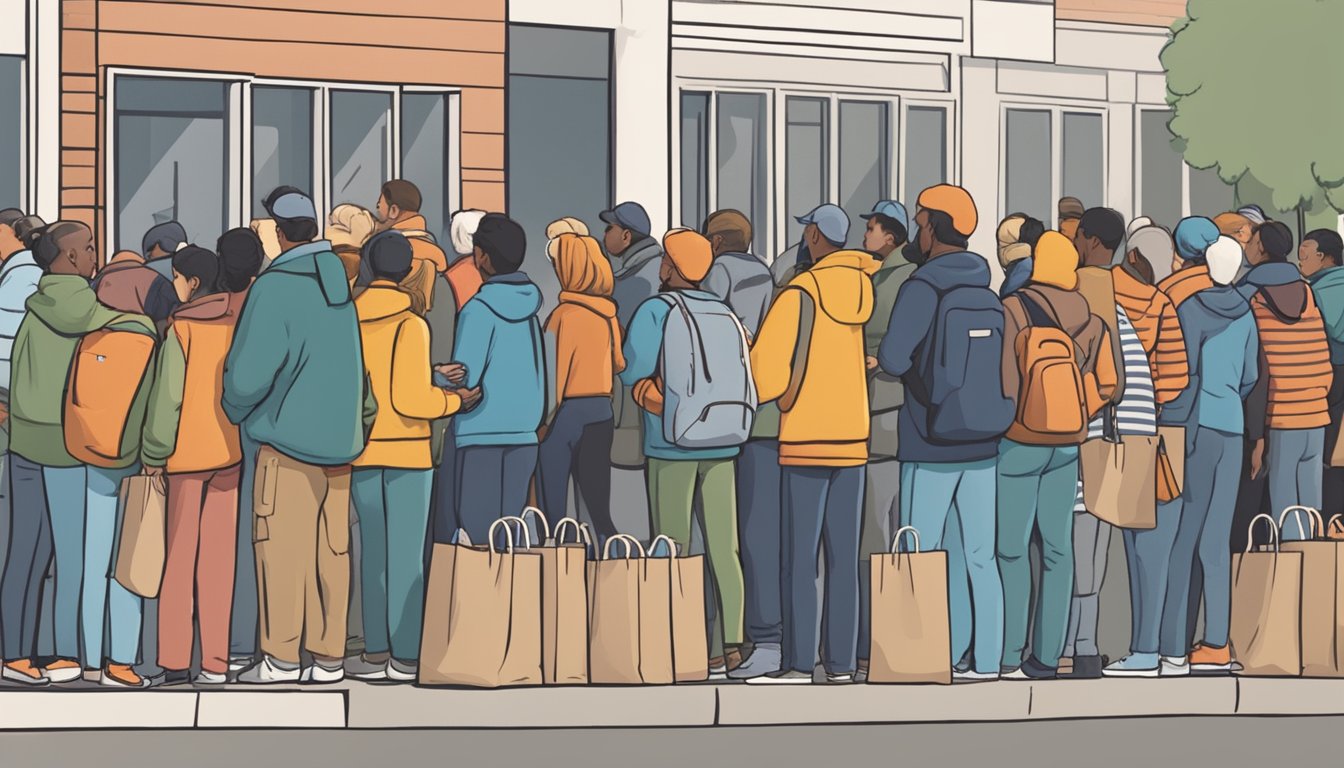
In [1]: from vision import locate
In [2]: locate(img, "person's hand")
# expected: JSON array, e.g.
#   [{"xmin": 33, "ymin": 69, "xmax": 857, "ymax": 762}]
[
  {"xmin": 435, "ymin": 363, "xmax": 467, "ymax": 386},
  {"xmin": 454, "ymin": 386, "xmax": 483, "ymax": 412},
  {"xmin": 866, "ymin": 355, "xmax": 879, "ymax": 372},
  {"xmin": 1250, "ymin": 439, "xmax": 1265, "ymax": 480}
]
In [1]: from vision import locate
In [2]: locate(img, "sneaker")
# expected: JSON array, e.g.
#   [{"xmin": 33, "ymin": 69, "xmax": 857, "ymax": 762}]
[
  {"xmin": 744, "ymin": 669, "xmax": 811, "ymax": 685},
  {"xmin": 1003, "ymin": 656, "xmax": 1056, "ymax": 680},
  {"xmin": 727, "ymin": 644, "xmax": 781, "ymax": 681},
  {"xmin": 1160, "ymin": 655, "xmax": 1190, "ymax": 677},
  {"xmin": 954, "ymin": 670, "xmax": 1000, "ymax": 682},
  {"xmin": 346, "ymin": 654, "xmax": 389, "ymax": 681},
  {"xmin": 157, "ymin": 669, "xmax": 193, "ymax": 687},
  {"xmin": 2, "ymin": 660, "xmax": 49, "ymax": 686},
  {"xmin": 1059, "ymin": 654, "xmax": 1104, "ymax": 679},
  {"xmin": 227, "ymin": 656, "xmax": 253, "ymax": 681},
  {"xmin": 708, "ymin": 649, "xmax": 743, "ymax": 680},
  {"xmin": 854, "ymin": 660, "xmax": 869, "ymax": 684},
  {"xmin": 193, "ymin": 671, "xmax": 228, "ymax": 686},
  {"xmin": 101, "ymin": 664, "xmax": 149, "ymax": 689},
  {"xmin": 43, "ymin": 658, "xmax": 82, "ymax": 684},
  {"xmin": 237, "ymin": 656, "xmax": 301, "ymax": 685},
  {"xmin": 386, "ymin": 659, "xmax": 417, "ymax": 683},
  {"xmin": 824, "ymin": 672, "xmax": 854, "ymax": 685},
  {"xmin": 301, "ymin": 661, "xmax": 345, "ymax": 684},
  {"xmin": 1103, "ymin": 653, "xmax": 1161, "ymax": 678},
  {"xmin": 1189, "ymin": 643, "xmax": 1232, "ymax": 674}
]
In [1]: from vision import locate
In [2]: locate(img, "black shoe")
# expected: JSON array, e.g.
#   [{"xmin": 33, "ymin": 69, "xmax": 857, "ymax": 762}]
[
  {"xmin": 157, "ymin": 669, "xmax": 192, "ymax": 687},
  {"xmin": 1018, "ymin": 655, "xmax": 1058, "ymax": 680},
  {"xmin": 1059, "ymin": 654, "xmax": 1103, "ymax": 679}
]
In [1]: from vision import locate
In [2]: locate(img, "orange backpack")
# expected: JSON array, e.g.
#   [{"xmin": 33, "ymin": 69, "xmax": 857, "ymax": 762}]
[
  {"xmin": 64, "ymin": 324, "xmax": 157, "ymax": 467},
  {"xmin": 1012, "ymin": 291, "xmax": 1090, "ymax": 439}
]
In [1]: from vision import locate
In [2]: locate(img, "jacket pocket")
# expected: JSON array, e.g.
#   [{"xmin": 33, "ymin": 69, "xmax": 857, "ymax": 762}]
[
  {"xmin": 252, "ymin": 450, "xmax": 281, "ymax": 543},
  {"xmin": 321, "ymin": 501, "xmax": 350, "ymax": 556}
]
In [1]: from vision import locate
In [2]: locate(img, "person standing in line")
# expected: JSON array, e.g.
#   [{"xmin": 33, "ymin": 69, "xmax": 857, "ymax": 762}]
[
  {"xmin": 371, "ymin": 180, "xmax": 449, "ymax": 317},
  {"xmin": 141, "ymin": 220, "xmax": 188, "ymax": 279},
  {"xmin": 997, "ymin": 214, "xmax": 1034, "ymax": 299},
  {"xmin": 602, "ymin": 202, "xmax": 663, "ymax": 474},
  {"xmin": 537, "ymin": 231, "xmax": 624, "ymax": 540},
  {"xmin": 224, "ymin": 190, "xmax": 373, "ymax": 684},
  {"xmin": 998, "ymin": 232, "xmax": 1117, "ymax": 680},
  {"xmin": 0, "ymin": 213, "xmax": 44, "ymax": 503},
  {"xmin": 1299, "ymin": 230, "xmax": 1344, "ymax": 523},
  {"xmin": 877, "ymin": 187, "xmax": 1015, "ymax": 681},
  {"xmin": 746, "ymin": 204, "xmax": 875, "ymax": 685},
  {"xmin": 327, "ymin": 204, "xmax": 377, "ymax": 288},
  {"xmin": 1057, "ymin": 197, "xmax": 1085, "ymax": 241}
]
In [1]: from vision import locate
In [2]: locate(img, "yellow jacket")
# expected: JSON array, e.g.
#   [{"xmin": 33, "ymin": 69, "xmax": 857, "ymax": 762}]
[
  {"xmin": 354, "ymin": 283, "xmax": 460, "ymax": 469},
  {"xmin": 751, "ymin": 251, "xmax": 877, "ymax": 467}
]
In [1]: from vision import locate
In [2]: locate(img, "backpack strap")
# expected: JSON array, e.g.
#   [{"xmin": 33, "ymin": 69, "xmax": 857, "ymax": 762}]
[
  {"xmin": 1016, "ymin": 289, "xmax": 1058, "ymax": 329},
  {"xmin": 780, "ymin": 277, "xmax": 818, "ymax": 413},
  {"xmin": 901, "ymin": 273, "xmax": 944, "ymax": 410}
]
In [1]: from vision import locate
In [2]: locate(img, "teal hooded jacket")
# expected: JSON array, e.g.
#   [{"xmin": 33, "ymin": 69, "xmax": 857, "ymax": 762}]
[{"xmin": 1310, "ymin": 266, "xmax": 1344, "ymax": 365}]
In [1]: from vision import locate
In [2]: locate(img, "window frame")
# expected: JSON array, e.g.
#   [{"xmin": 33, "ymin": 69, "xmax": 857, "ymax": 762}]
[
  {"xmin": 1134, "ymin": 106, "xmax": 1195, "ymax": 226},
  {"xmin": 997, "ymin": 100, "xmax": 1109, "ymax": 224}
]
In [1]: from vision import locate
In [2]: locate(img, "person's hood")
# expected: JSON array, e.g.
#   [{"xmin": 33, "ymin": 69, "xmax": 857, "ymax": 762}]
[
  {"xmin": 559, "ymin": 290, "xmax": 617, "ymax": 319},
  {"xmin": 392, "ymin": 215, "xmax": 434, "ymax": 241},
  {"xmin": 1191, "ymin": 285, "xmax": 1251, "ymax": 321},
  {"xmin": 266, "ymin": 241, "xmax": 351, "ymax": 307},
  {"xmin": 355, "ymin": 282, "xmax": 414, "ymax": 322},
  {"xmin": 718, "ymin": 250, "xmax": 772, "ymax": 272},
  {"xmin": 1239, "ymin": 262, "xmax": 1302, "ymax": 290},
  {"xmin": 613, "ymin": 238, "xmax": 661, "ymax": 278},
  {"xmin": 1020, "ymin": 284, "xmax": 1092, "ymax": 336},
  {"xmin": 874, "ymin": 248, "xmax": 912, "ymax": 276},
  {"xmin": 28, "ymin": 274, "xmax": 153, "ymax": 336},
  {"xmin": 1158, "ymin": 264, "xmax": 1214, "ymax": 309},
  {"xmin": 794, "ymin": 250, "xmax": 876, "ymax": 327},
  {"xmin": 473, "ymin": 272, "xmax": 543, "ymax": 322},
  {"xmin": 0, "ymin": 249, "xmax": 35, "ymax": 276},
  {"xmin": 1258, "ymin": 282, "xmax": 1311, "ymax": 323},
  {"xmin": 1030, "ymin": 232, "xmax": 1079, "ymax": 290},
  {"xmin": 915, "ymin": 250, "xmax": 992, "ymax": 291},
  {"xmin": 1310, "ymin": 265, "xmax": 1344, "ymax": 290},
  {"xmin": 97, "ymin": 260, "xmax": 148, "ymax": 279},
  {"xmin": 172, "ymin": 291, "xmax": 243, "ymax": 323}
]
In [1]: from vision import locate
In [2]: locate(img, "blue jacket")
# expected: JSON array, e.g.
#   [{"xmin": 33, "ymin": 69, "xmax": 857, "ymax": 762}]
[
  {"xmin": 620, "ymin": 290, "xmax": 741, "ymax": 462},
  {"xmin": 1309, "ymin": 266, "xmax": 1344, "ymax": 365},
  {"xmin": 999, "ymin": 257, "xmax": 1033, "ymax": 299},
  {"xmin": 452, "ymin": 272, "xmax": 546, "ymax": 448},
  {"xmin": 1236, "ymin": 262, "xmax": 1302, "ymax": 300},
  {"xmin": 1161, "ymin": 285, "xmax": 1258, "ymax": 434},
  {"xmin": 0, "ymin": 250, "xmax": 41, "ymax": 390},
  {"xmin": 223, "ymin": 241, "xmax": 368, "ymax": 466},
  {"xmin": 878, "ymin": 251, "xmax": 1003, "ymax": 464}
]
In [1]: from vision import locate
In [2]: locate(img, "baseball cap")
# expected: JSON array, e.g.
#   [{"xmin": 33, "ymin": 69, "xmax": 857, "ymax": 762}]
[
  {"xmin": 917, "ymin": 184, "xmax": 978, "ymax": 237},
  {"xmin": 860, "ymin": 201, "xmax": 911, "ymax": 236},
  {"xmin": 599, "ymin": 202, "xmax": 652, "ymax": 238},
  {"xmin": 796, "ymin": 204, "xmax": 850, "ymax": 246},
  {"xmin": 1058, "ymin": 197, "xmax": 1085, "ymax": 220},
  {"xmin": 267, "ymin": 192, "xmax": 318, "ymax": 222}
]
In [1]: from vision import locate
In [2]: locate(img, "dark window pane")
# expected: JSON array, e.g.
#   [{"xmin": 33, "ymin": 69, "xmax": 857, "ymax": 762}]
[
  {"xmin": 401, "ymin": 93, "xmax": 453, "ymax": 245},
  {"xmin": 330, "ymin": 90, "xmax": 392, "ymax": 210},
  {"xmin": 1062, "ymin": 112, "xmax": 1103, "ymax": 216},
  {"xmin": 717, "ymin": 93, "xmax": 768, "ymax": 256},
  {"xmin": 680, "ymin": 92, "xmax": 710, "ymax": 230},
  {"xmin": 1005, "ymin": 108, "xmax": 1051, "ymax": 222},
  {"xmin": 904, "ymin": 106, "xmax": 947, "ymax": 202},
  {"xmin": 1139, "ymin": 109, "xmax": 1183, "ymax": 231},
  {"xmin": 839, "ymin": 101, "xmax": 890, "ymax": 226},
  {"xmin": 786, "ymin": 96, "xmax": 829, "ymax": 246},
  {"xmin": 252, "ymin": 86, "xmax": 314, "ymax": 219},
  {"xmin": 0, "ymin": 56, "xmax": 23, "ymax": 210}
]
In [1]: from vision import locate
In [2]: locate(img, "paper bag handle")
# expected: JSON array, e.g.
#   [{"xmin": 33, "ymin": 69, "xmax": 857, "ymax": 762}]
[
  {"xmin": 1277, "ymin": 506, "xmax": 1324, "ymax": 540},
  {"xmin": 890, "ymin": 526, "xmax": 922, "ymax": 554},
  {"xmin": 1245, "ymin": 513, "xmax": 1281, "ymax": 553},
  {"xmin": 519, "ymin": 506, "xmax": 551, "ymax": 543},
  {"xmin": 1329, "ymin": 514, "xmax": 1344, "ymax": 537},
  {"xmin": 487, "ymin": 517, "xmax": 533, "ymax": 554},
  {"xmin": 553, "ymin": 517, "xmax": 592, "ymax": 547},
  {"xmin": 648, "ymin": 534, "xmax": 679, "ymax": 558},
  {"xmin": 603, "ymin": 534, "xmax": 645, "ymax": 560}
]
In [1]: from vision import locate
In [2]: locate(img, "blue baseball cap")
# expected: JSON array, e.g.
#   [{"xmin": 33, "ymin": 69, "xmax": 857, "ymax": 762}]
[
  {"xmin": 796, "ymin": 204, "xmax": 850, "ymax": 246},
  {"xmin": 860, "ymin": 200, "xmax": 911, "ymax": 236},
  {"xmin": 599, "ymin": 201, "xmax": 652, "ymax": 237},
  {"xmin": 268, "ymin": 192, "xmax": 318, "ymax": 222}
]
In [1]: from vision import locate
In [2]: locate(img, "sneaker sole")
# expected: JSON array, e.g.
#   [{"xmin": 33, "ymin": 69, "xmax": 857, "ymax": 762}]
[
  {"xmin": 43, "ymin": 669, "xmax": 83, "ymax": 684},
  {"xmin": 1102, "ymin": 669, "xmax": 1161, "ymax": 678},
  {"xmin": 2, "ymin": 670, "xmax": 49, "ymax": 686},
  {"xmin": 743, "ymin": 677, "xmax": 811, "ymax": 685}
]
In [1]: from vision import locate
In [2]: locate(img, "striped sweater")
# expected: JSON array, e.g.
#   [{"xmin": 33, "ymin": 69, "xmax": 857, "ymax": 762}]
[
  {"xmin": 1113, "ymin": 268, "xmax": 1189, "ymax": 405},
  {"xmin": 1249, "ymin": 285, "xmax": 1333, "ymax": 431},
  {"xmin": 1076, "ymin": 306, "xmax": 1156, "ymax": 512},
  {"xmin": 1157, "ymin": 265, "xmax": 1214, "ymax": 312}
]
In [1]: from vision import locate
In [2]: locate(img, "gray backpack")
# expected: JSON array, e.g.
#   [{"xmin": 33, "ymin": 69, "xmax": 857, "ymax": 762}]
[{"xmin": 658, "ymin": 292, "xmax": 757, "ymax": 449}]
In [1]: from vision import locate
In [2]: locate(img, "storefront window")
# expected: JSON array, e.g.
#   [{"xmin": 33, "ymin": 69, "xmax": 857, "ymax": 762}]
[
  {"xmin": 680, "ymin": 92, "xmax": 710, "ymax": 230},
  {"xmin": 330, "ymin": 90, "xmax": 392, "ymax": 210},
  {"xmin": 401, "ymin": 92, "xmax": 455, "ymax": 245},
  {"xmin": 1004, "ymin": 108, "xmax": 1051, "ymax": 222},
  {"xmin": 717, "ymin": 92, "xmax": 769, "ymax": 256},
  {"xmin": 786, "ymin": 96, "xmax": 829, "ymax": 247},
  {"xmin": 838, "ymin": 101, "xmax": 889, "ymax": 225},
  {"xmin": 0, "ymin": 56, "xmax": 22, "ymax": 210},
  {"xmin": 115, "ymin": 77, "xmax": 228, "ymax": 251},
  {"xmin": 904, "ymin": 106, "xmax": 947, "ymax": 203},
  {"xmin": 1189, "ymin": 165, "xmax": 1237, "ymax": 223},
  {"xmin": 1139, "ymin": 109, "xmax": 1183, "ymax": 231},
  {"xmin": 1062, "ymin": 112, "xmax": 1104, "ymax": 215},
  {"xmin": 252, "ymin": 86, "xmax": 314, "ymax": 219}
]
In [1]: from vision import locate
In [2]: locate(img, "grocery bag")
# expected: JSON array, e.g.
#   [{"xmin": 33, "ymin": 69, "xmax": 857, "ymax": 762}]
[
  {"xmin": 1080, "ymin": 432, "xmax": 1159, "ymax": 529},
  {"xmin": 650, "ymin": 535, "xmax": 709, "ymax": 683},
  {"xmin": 588, "ymin": 535, "xmax": 647, "ymax": 684},
  {"xmin": 1230, "ymin": 514, "xmax": 1303, "ymax": 677},
  {"xmin": 1279, "ymin": 507, "xmax": 1344, "ymax": 677},
  {"xmin": 868, "ymin": 526, "xmax": 952, "ymax": 685},
  {"xmin": 114, "ymin": 472, "xmax": 167, "ymax": 598},
  {"xmin": 419, "ymin": 517, "xmax": 543, "ymax": 687},
  {"xmin": 532, "ymin": 509, "xmax": 591, "ymax": 685}
]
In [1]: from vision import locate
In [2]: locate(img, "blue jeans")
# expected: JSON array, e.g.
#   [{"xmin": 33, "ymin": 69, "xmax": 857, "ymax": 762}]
[
  {"xmin": 454, "ymin": 444, "xmax": 539, "ymax": 545},
  {"xmin": 1, "ymin": 454, "xmax": 59, "ymax": 660},
  {"xmin": 44, "ymin": 463, "xmax": 92, "ymax": 662},
  {"xmin": 900, "ymin": 459, "xmax": 1002, "ymax": 675},
  {"xmin": 1124, "ymin": 496, "xmax": 1182, "ymax": 655},
  {"xmin": 352, "ymin": 468, "xmax": 433, "ymax": 662},
  {"xmin": 781, "ymin": 465, "xmax": 864, "ymax": 676},
  {"xmin": 1268, "ymin": 428, "xmax": 1324, "ymax": 541},
  {"xmin": 76, "ymin": 464, "xmax": 143, "ymax": 667},
  {"xmin": 1161, "ymin": 426, "xmax": 1240, "ymax": 655},
  {"xmin": 230, "ymin": 434, "xmax": 260, "ymax": 659},
  {"xmin": 737, "ymin": 440, "xmax": 782, "ymax": 646}
]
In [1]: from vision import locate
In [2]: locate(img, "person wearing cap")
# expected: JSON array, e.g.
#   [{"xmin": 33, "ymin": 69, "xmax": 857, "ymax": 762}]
[
  {"xmin": 1058, "ymin": 197, "xmax": 1085, "ymax": 240},
  {"xmin": 619, "ymin": 229, "xmax": 747, "ymax": 675},
  {"xmin": 999, "ymin": 232, "xmax": 1117, "ymax": 681},
  {"xmin": 141, "ymin": 220, "xmax": 189, "ymax": 280},
  {"xmin": 224, "ymin": 188, "xmax": 375, "ymax": 685},
  {"xmin": 1149, "ymin": 236, "xmax": 1257, "ymax": 677},
  {"xmin": 875, "ymin": 185, "xmax": 1011, "ymax": 682},
  {"xmin": 746, "ymin": 204, "xmax": 875, "ymax": 685}
]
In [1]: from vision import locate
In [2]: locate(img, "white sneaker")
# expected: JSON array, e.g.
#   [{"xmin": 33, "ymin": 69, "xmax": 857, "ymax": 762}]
[
  {"xmin": 301, "ymin": 663, "xmax": 345, "ymax": 684},
  {"xmin": 193, "ymin": 671, "xmax": 227, "ymax": 686},
  {"xmin": 1, "ymin": 665, "xmax": 49, "ymax": 686},
  {"xmin": 237, "ymin": 656, "xmax": 301, "ymax": 684},
  {"xmin": 954, "ymin": 670, "xmax": 1000, "ymax": 682},
  {"xmin": 227, "ymin": 656, "xmax": 254, "ymax": 681},
  {"xmin": 825, "ymin": 673, "xmax": 854, "ymax": 685},
  {"xmin": 1160, "ymin": 656, "xmax": 1190, "ymax": 677},
  {"xmin": 386, "ymin": 659, "xmax": 417, "ymax": 683},
  {"xmin": 41, "ymin": 663, "xmax": 83, "ymax": 685},
  {"xmin": 345, "ymin": 655, "xmax": 389, "ymax": 681},
  {"xmin": 745, "ymin": 669, "xmax": 812, "ymax": 685}
]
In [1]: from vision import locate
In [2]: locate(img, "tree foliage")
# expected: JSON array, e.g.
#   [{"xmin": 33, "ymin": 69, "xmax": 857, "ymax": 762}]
[{"xmin": 1162, "ymin": 0, "xmax": 1344, "ymax": 216}]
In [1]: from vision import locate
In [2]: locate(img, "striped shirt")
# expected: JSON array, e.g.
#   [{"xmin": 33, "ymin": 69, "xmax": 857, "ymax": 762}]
[
  {"xmin": 1113, "ymin": 268, "xmax": 1189, "ymax": 405},
  {"xmin": 1251, "ymin": 289, "xmax": 1333, "ymax": 430}
]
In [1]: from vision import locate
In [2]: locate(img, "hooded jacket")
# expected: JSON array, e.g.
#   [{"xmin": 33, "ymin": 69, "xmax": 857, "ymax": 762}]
[
  {"xmin": 1158, "ymin": 264, "xmax": 1215, "ymax": 311},
  {"xmin": 752, "ymin": 250, "xmax": 876, "ymax": 467},
  {"xmin": 1309, "ymin": 265, "xmax": 1344, "ymax": 364},
  {"xmin": 547, "ymin": 234, "xmax": 625, "ymax": 402},
  {"xmin": 865, "ymin": 249, "xmax": 918, "ymax": 422},
  {"xmin": 1160, "ymin": 285, "xmax": 1258, "ymax": 432},
  {"xmin": 354, "ymin": 283, "xmax": 461, "ymax": 469},
  {"xmin": 703, "ymin": 250, "xmax": 775, "ymax": 339},
  {"xmin": 93, "ymin": 259, "xmax": 179, "ymax": 323},
  {"xmin": 878, "ymin": 251, "xmax": 1003, "ymax": 463},
  {"xmin": 390, "ymin": 215, "xmax": 450, "ymax": 316},
  {"xmin": 1000, "ymin": 257, "xmax": 1033, "ymax": 299},
  {"xmin": 223, "ymin": 241, "xmax": 372, "ymax": 466},
  {"xmin": 1238, "ymin": 264, "xmax": 1332, "ymax": 434},
  {"xmin": 452, "ymin": 272, "xmax": 546, "ymax": 448},
  {"xmin": 10, "ymin": 275, "xmax": 155, "ymax": 468},
  {"xmin": 142, "ymin": 291, "xmax": 246, "ymax": 473},
  {"xmin": 612, "ymin": 238, "xmax": 664, "ymax": 329},
  {"xmin": 0, "ymin": 249, "xmax": 41, "ymax": 389},
  {"xmin": 1112, "ymin": 267, "xmax": 1189, "ymax": 405}
]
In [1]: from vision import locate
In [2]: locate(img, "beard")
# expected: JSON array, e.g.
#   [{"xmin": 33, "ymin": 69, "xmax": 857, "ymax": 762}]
[{"xmin": 903, "ymin": 238, "xmax": 929, "ymax": 266}]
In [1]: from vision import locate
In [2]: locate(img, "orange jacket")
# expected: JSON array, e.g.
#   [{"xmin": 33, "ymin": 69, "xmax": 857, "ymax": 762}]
[
  {"xmin": 1251, "ymin": 287, "xmax": 1333, "ymax": 430},
  {"xmin": 1158, "ymin": 264, "xmax": 1214, "ymax": 311},
  {"xmin": 546, "ymin": 292, "xmax": 625, "ymax": 402},
  {"xmin": 1113, "ymin": 268, "xmax": 1190, "ymax": 405}
]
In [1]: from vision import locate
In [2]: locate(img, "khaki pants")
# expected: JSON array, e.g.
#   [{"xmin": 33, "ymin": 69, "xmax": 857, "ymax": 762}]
[{"xmin": 253, "ymin": 446, "xmax": 351, "ymax": 664}]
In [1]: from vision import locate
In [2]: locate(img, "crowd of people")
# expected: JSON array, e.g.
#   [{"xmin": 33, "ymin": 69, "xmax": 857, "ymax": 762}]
[{"xmin": 0, "ymin": 175, "xmax": 1341, "ymax": 689}]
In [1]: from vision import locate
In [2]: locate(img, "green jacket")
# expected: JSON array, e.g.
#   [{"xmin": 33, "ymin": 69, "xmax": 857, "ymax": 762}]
[
  {"xmin": 866, "ymin": 250, "xmax": 917, "ymax": 415},
  {"xmin": 9, "ymin": 274, "xmax": 156, "ymax": 468},
  {"xmin": 1310, "ymin": 266, "xmax": 1344, "ymax": 365}
]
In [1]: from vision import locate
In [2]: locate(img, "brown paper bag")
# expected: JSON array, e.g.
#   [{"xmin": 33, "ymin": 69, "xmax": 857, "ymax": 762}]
[
  {"xmin": 588, "ymin": 535, "xmax": 646, "ymax": 684},
  {"xmin": 869, "ymin": 526, "xmax": 952, "ymax": 685},
  {"xmin": 636, "ymin": 538, "xmax": 675, "ymax": 685},
  {"xmin": 419, "ymin": 518, "xmax": 543, "ymax": 687},
  {"xmin": 1328, "ymin": 514, "xmax": 1344, "ymax": 542},
  {"xmin": 540, "ymin": 516, "xmax": 591, "ymax": 685},
  {"xmin": 1080, "ymin": 432, "xmax": 1159, "ymax": 529},
  {"xmin": 114, "ymin": 473, "xmax": 167, "ymax": 598},
  {"xmin": 1278, "ymin": 508, "xmax": 1344, "ymax": 677},
  {"xmin": 651, "ymin": 535, "xmax": 709, "ymax": 683},
  {"xmin": 1231, "ymin": 514, "xmax": 1303, "ymax": 677}
]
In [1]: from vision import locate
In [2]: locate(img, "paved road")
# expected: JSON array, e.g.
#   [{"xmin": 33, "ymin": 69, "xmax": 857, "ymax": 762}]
[{"xmin": 1, "ymin": 716, "xmax": 1335, "ymax": 767}]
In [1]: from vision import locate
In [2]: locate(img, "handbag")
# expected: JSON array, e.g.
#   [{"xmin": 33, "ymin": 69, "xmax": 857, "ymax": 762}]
[{"xmin": 1079, "ymin": 407, "xmax": 1158, "ymax": 529}]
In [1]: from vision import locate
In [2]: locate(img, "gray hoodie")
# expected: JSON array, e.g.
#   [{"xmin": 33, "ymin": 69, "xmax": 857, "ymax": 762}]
[
  {"xmin": 612, "ymin": 238, "xmax": 664, "ymax": 329},
  {"xmin": 703, "ymin": 250, "xmax": 773, "ymax": 338}
]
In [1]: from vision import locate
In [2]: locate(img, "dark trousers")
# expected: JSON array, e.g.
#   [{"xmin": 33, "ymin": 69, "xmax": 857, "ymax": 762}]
[
  {"xmin": 430, "ymin": 422, "xmax": 458, "ymax": 545},
  {"xmin": 537, "ymin": 397, "xmax": 616, "ymax": 540},
  {"xmin": 454, "ymin": 444, "xmax": 540, "ymax": 545},
  {"xmin": 736, "ymin": 440, "xmax": 782, "ymax": 646},
  {"xmin": 1323, "ymin": 367, "xmax": 1344, "ymax": 525},
  {"xmin": 1, "ymin": 453, "xmax": 54, "ymax": 660}
]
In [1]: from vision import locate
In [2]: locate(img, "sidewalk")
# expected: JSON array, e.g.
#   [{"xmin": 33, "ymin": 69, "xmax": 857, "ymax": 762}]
[{"xmin": 0, "ymin": 677, "xmax": 1339, "ymax": 730}]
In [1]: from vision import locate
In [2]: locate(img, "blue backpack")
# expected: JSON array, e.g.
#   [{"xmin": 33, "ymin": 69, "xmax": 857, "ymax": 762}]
[{"xmin": 904, "ymin": 276, "xmax": 1015, "ymax": 444}]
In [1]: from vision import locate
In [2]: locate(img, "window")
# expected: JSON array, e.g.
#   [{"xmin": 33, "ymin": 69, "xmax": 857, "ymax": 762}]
[
  {"xmin": 679, "ymin": 92, "xmax": 710, "ymax": 230},
  {"xmin": 1062, "ymin": 112, "xmax": 1103, "ymax": 216},
  {"xmin": 401, "ymin": 92, "xmax": 455, "ymax": 245},
  {"xmin": 1139, "ymin": 109, "xmax": 1183, "ymax": 231},
  {"xmin": 904, "ymin": 106, "xmax": 947, "ymax": 202},
  {"xmin": 717, "ymin": 93, "xmax": 769, "ymax": 256},
  {"xmin": 251, "ymin": 86, "xmax": 314, "ymax": 219},
  {"xmin": 329, "ymin": 90, "xmax": 393, "ymax": 210},
  {"xmin": 838, "ymin": 101, "xmax": 890, "ymax": 223},
  {"xmin": 1189, "ymin": 165, "xmax": 1236, "ymax": 224},
  {"xmin": 0, "ymin": 55, "xmax": 22, "ymax": 210},
  {"xmin": 786, "ymin": 97, "xmax": 829, "ymax": 246},
  {"xmin": 1004, "ymin": 108, "xmax": 1051, "ymax": 222},
  {"xmin": 114, "ymin": 77, "xmax": 229, "ymax": 251}
]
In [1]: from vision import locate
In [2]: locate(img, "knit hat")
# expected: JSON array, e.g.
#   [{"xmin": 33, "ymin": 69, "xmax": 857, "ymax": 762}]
[
  {"xmin": 996, "ymin": 215, "xmax": 1031, "ymax": 267},
  {"xmin": 450, "ymin": 209, "xmax": 488, "ymax": 257},
  {"xmin": 1174, "ymin": 216, "xmax": 1220, "ymax": 261},
  {"xmin": 663, "ymin": 228, "xmax": 714, "ymax": 283},
  {"xmin": 918, "ymin": 184, "xmax": 978, "ymax": 237},
  {"xmin": 362, "ymin": 230, "xmax": 414, "ymax": 283},
  {"xmin": 327, "ymin": 204, "xmax": 376, "ymax": 250},
  {"xmin": 1206, "ymin": 236, "xmax": 1243, "ymax": 286},
  {"xmin": 1030, "ymin": 231, "xmax": 1079, "ymax": 290},
  {"xmin": 1213, "ymin": 212, "xmax": 1252, "ymax": 239},
  {"xmin": 1126, "ymin": 216, "xmax": 1154, "ymax": 241},
  {"xmin": 1238, "ymin": 205, "xmax": 1268, "ymax": 226},
  {"xmin": 1058, "ymin": 197, "xmax": 1085, "ymax": 220}
]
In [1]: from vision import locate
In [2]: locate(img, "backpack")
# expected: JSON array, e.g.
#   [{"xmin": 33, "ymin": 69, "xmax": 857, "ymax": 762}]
[
  {"xmin": 1011, "ymin": 291, "xmax": 1090, "ymax": 438},
  {"xmin": 658, "ymin": 292, "xmax": 757, "ymax": 449},
  {"xmin": 903, "ymin": 276, "xmax": 1015, "ymax": 443},
  {"xmin": 64, "ymin": 323, "xmax": 157, "ymax": 468}
]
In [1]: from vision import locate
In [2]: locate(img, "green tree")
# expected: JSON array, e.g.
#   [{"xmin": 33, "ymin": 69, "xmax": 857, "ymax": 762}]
[{"xmin": 1163, "ymin": 0, "xmax": 1344, "ymax": 233}]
